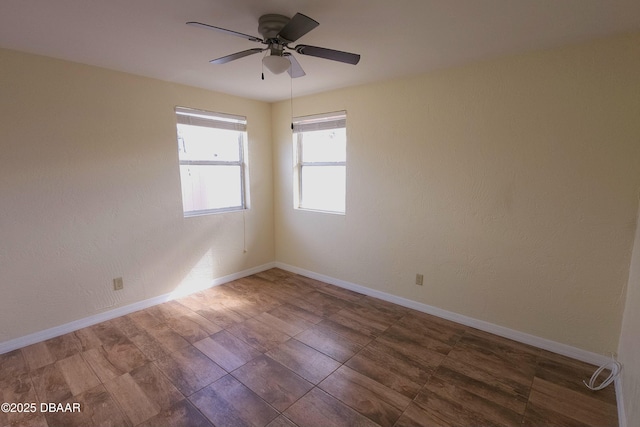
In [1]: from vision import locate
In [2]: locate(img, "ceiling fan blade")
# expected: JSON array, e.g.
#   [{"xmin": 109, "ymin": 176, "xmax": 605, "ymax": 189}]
[
  {"xmin": 210, "ymin": 48, "xmax": 264, "ymax": 64},
  {"xmin": 277, "ymin": 13, "xmax": 319, "ymax": 42},
  {"xmin": 187, "ymin": 21, "xmax": 263, "ymax": 43},
  {"xmin": 284, "ymin": 53, "xmax": 305, "ymax": 78},
  {"xmin": 295, "ymin": 45, "xmax": 361, "ymax": 65}
]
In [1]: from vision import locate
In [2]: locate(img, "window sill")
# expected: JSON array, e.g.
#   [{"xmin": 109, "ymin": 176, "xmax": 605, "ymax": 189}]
[
  {"xmin": 295, "ymin": 207, "xmax": 345, "ymax": 216},
  {"xmin": 184, "ymin": 207, "xmax": 247, "ymax": 217}
]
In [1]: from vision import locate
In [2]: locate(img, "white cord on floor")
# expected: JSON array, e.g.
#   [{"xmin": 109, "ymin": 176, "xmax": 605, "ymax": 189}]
[{"xmin": 583, "ymin": 355, "xmax": 621, "ymax": 391}]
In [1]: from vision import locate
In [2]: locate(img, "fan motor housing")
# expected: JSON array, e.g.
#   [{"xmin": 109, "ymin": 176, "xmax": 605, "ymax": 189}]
[{"xmin": 258, "ymin": 14, "xmax": 290, "ymax": 40}]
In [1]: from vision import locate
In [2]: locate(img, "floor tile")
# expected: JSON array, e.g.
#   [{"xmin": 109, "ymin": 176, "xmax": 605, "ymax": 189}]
[
  {"xmin": 295, "ymin": 324, "xmax": 363, "ymax": 363},
  {"xmin": 0, "ymin": 349, "xmax": 28, "ymax": 384},
  {"xmin": 103, "ymin": 373, "xmax": 160, "ymax": 425},
  {"xmin": 357, "ymin": 296, "xmax": 409, "ymax": 320},
  {"xmin": 319, "ymin": 365, "xmax": 410, "ymax": 426},
  {"xmin": 56, "ymin": 353, "xmax": 101, "ymax": 396},
  {"xmin": 314, "ymin": 283, "xmax": 365, "ymax": 303},
  {"xmin": 30, "ymin": 363, "xmax": 73, "ymax": 403},
  {"xmin": 44, "ymin": 384, "xmax": 130, "ymax": 427},
  {"xmin": 226, "ymin": 276, "xmax": 271, "ymax": 294},
  {"xmin": 522, "ymin": 402, "xmax": 589, "ymax": 427},
  {"xmin": 183, "ymin": 311, "xmax": 223, "ymax": 334},
  {"xmin": 195, "ymin": 304, "xmax": 248, "ymax": 329},
  {"xmin": 149, "ymin": 302, "xmax": 222, "ymax": 343},
  {"xmin": 367, "ymin": 336, "xmax": 444, "ymax": 375},
  {"xmin": 227, "ymin": 318, "xmax": 291, "ymax": 352},
  {"xmin": 163, "ymin": 315, "xmax": 217, "ymax": 343},
  {"xmin": 232, "ymin": 354, "xmax": 313, "ymax": 411},
  {"xmin": 526, "ymin": 377, "xmax": 617, "ymax": 427},
  {"xmin": 255, "ymin": 268, "xmax": 293, "ymax": 282},
  {"xmin": 445, "ymin": 330, "xmax": 538, "ymax": 388},
  {"xmin": 176, "ymin": 293, "xmax": 210, "ymax": 312},
  {"xmin": 266, "ymin": 339, "xmax": 341, "ymax": 384},
  {"xmin": 414, "ymin": 375, "xmax": 523, "ymax": 427},
  {"xmin": 285, "ymin": 274, "xmax": 328, "ymax": 289},
  {"xmin": 236, "ymin": 289, "xmax": 282, "ymax": 314},
  {"xmin": 327, "ymin": 310, "xmax": 386, "ymax": 340},
  {"xmin": 0, "ymin": 269, "xmax": 619, "ymax": 427},
  {"xmin": 193, "ymin": 330, "xmax": 261, "ymax": 372},
  {"xmin": 380, "ymin": 324, "xmax": 454, "ymax": 357},
  {"xmin": 4, "ymin": 412, "xmax": 48, "ymax": 427},
  {"xmin": 128, "ymin": 310, "xmax": 162, "ymax": 331},
  {"xmin": 137, "ymin": 399, "xmax": 214, "ymax": 427},
  {"xmin": 129, "ymin": 362, "xmax": 183, "ymax": 411},
  {"xmin": 266, "ymin": 415, "xmax": 299, "ymax": 427},
  {"xmin": 332, "ymin": 304, "xmax": 397, "ymax": 333},
  {"xmin": 190, "ymin": 375, "xmax": 279, "ymax": 427},
  {"xmin": 204, "ymin": 287, "xmax": 259, "ymax": 317},
  {"xmin": 284, "ymin": 388, "xmax": 381, "ymax": 427},
  {"xmin": 394, "ymin": 312, "xmax": 466, "ymax": 347},
  {"xmin": 282, "ymin": 275, "xmax": 322, "ymax": 292},
  {"xmin": 73, "ymin": 327, "xmax": 103, "ymax": 351},
  {"xmin": 100, "ymin": 335, "xmax": 149, "ymax": 373},
  {"xmin": 535, "ymin": 350, "xmax": 617, "ymax": 405},
  {"xmin": 109, "ymin": 314, "xmax": 143, "ymax": 338},
  {"xmin": 311, "ymin": 319, "xmax": 374, "ymax": 347},
  {"xmin": 287, "ymin": 290, "xmax": 350, "ymax": 318},
  {"xmin": 0, "ymin": 372, "xmax": 41, "ymax": 427},
  {"xmin": 255, "ymin": 311, "xmax": 312, "ymax": 337},
  {"xmin": 270, "ymin": 303, "xmax": 323, "ymax": 325},
  {"xmin": 434, "ymin": 356, "xmax": 529, "ymax": 415},
  {"xmin": 147, "ymin": 301, "xmax": 193, "ymax": 322},
  {"xmin": 88, "ymin": 321, "xmax": 129, "ymax": 349},
  {"xmin": 345, "ymin": 345, "xmax": 428, "ymax": 399},
  {"xmin": 260, "ymin": 279, "xmax": 313, "ymax": 302},
  {"xmin": 44, "ymin": 333, "xmax": 82, "ymax": 361},
  {"xmin": 21, "ymin": 342, "xmax": 55, "ymax": 371},
  {"xmin": 126, "ymin": 330, "xmax": 170, "ymax": 362},
  {"xmin": 154, "ymin": 345, "xmax": 226, "ymax": 396},
  {"xmin": 143, "ymin": 323, "xmax": 192, "ymax": 354},
  {"xmin": 394, "ymin": 402, "xmax": 451, "ymax": 427}
]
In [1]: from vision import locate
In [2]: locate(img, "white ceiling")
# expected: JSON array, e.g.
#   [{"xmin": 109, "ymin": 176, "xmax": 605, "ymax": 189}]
[{"xmin": 1, "ymin": 0, "xmax": 639, "ymax": 102}]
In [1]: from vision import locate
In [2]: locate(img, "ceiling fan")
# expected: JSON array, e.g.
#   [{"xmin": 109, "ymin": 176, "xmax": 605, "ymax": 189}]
[{"xmin": 187, "ymin": 13, "xmax": 361, "ymax": 78}]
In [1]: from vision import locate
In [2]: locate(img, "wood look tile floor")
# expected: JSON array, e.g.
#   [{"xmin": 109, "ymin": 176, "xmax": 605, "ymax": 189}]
[{"xmin": 0, "ymin": 269, "xmax": 618, "ymax": 427}]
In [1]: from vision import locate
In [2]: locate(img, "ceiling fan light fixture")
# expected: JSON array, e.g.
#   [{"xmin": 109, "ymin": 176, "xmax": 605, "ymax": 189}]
[
  {"xmin": 262, "ymin": 54, "xmax": 290, "ymax": 74},
  {"xmin": 188, "ymin": 12, "xmax": 361, "ymax": 78}
]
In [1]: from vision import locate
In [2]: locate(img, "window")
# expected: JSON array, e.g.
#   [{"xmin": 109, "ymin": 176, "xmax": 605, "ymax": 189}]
[
  {"xmin": 175, "ymin": 107, "xmax": 248, "ymax": 216},
  {"xmin": 293, "ymin": 111, "xmax": 347, "ymax": 214}
]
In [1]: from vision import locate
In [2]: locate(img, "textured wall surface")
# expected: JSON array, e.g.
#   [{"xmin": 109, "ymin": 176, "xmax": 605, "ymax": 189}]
[
  {"xmin": 619, "ymin": 202, "xmax": 640, "ymax": 427},
  {"xmin": 273, "ymin": 33, "xmax": 640, "ymax": 354},
  {"xmin": 0, "ymin": 48, "xmax": 274, "ymax": 342},
  {"xmin": 2, "ymin": 32, "xmax": 640, "ymax": 364}
]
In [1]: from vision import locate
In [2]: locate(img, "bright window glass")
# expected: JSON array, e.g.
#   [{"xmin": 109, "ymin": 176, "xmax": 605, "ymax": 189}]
[
  {"xmin": 293, "ymin": 111, "xmax": 347, "ymax": 214},
  {"xmin": 176, "ymin": 107, "xmax": 247, "ymax": 216}
]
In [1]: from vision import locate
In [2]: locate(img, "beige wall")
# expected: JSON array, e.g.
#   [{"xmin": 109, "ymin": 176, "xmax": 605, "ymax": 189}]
[
  {"xmin": 2, "ymin": 32, "xmax": 640, "ymax": 363},
  {"xmin": 0, "ymin": 48, "xmax": 274, "ymax": 342},
  {"xmin": 273, "ymin": 33, "xmax": 640, "ymax": 354},
  {"xmin": 619, "ymin": 200, "xmax": 640, "ymax": 426}
]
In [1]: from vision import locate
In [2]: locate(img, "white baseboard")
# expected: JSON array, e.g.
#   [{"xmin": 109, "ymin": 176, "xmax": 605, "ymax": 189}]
[
  {"xmin": 4, "ymin": 260, "xmax": 623, "ymax": 425},
  {"xmin": 615, "ymin": 377, "xmax": 627, "ymax": 427},
  {"xmin": 276, "ymin": 262, "xmax": 611, "ymax": 367},
  {"xmin": 0, "ymin": 262, "xmax": 276, "ymax": 355}
]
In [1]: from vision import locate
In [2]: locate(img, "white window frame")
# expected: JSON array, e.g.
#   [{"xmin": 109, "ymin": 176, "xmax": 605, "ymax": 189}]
[
  {"xmin": 175, "ymin": 106, "xmax": 249, "ymax": 217},
  {"xmin": 293, "ymin": 111, "xmax": 347, "ymax": 214}
]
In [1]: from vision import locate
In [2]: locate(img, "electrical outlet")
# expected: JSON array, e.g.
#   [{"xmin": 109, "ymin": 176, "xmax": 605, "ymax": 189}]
[
  {"xmin": 113, "ymin": 277, "xmax": 124, "ymax": 291},
  {"xmin": 415, "ymin": 274, "xmax": 424, "ymax": 286}
]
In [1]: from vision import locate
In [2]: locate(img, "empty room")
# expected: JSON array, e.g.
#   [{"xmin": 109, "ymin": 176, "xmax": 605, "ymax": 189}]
[{"xmin": 1, "ymin": 1, "xmax": 639, "ymax": 426}]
